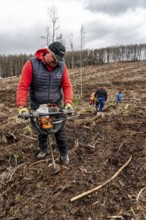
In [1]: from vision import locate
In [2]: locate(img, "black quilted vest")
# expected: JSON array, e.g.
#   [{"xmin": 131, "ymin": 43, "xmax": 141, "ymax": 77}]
[{"xmin": 30, "ymin": 58, "xmax": 64, "ymax": 108}]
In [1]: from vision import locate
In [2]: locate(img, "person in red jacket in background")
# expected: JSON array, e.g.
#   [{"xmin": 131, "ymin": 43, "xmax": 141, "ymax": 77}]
[
  {"xmin": 90, "ymin": 92, "xmax": 96, "ymax": 105},
  {"xmin": 16, "ymin": 42, "xmax": 73, "ymax": 164}
]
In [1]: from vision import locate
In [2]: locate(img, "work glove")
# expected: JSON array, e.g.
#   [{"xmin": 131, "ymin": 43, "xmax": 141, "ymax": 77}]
[
  {"xmin": 18, "ymin": 107, "xmax": 29, "ymax": 120},
  {"xmin": 65, "ymin": 103, "xmax": 74, "ymax": 114}
]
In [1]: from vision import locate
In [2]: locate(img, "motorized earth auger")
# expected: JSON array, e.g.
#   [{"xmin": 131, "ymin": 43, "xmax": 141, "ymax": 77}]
[{"xmin": 20, "ymin": 104, "xmax": 75, "ymax": 174}]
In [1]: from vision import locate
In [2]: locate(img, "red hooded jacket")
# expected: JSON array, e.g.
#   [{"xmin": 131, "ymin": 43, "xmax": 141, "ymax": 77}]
[{"xmin": 16, "ymin": 48, "xmax": 73, "ymax": 107}]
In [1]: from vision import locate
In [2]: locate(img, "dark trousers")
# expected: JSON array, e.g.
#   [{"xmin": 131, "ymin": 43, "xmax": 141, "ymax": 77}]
[
  {"xmin": 38, "ymin": 126, "xmax": 68, "ymax": 156},
  {"xmin": 95, "ymin": 97, "xmax": 105, "ymax": 111}
]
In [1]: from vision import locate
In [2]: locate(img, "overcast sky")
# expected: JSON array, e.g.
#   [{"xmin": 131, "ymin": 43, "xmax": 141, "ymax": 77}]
[{"xmin": 0, "ymin": 0, "xmax": 146, "ymax": 55}]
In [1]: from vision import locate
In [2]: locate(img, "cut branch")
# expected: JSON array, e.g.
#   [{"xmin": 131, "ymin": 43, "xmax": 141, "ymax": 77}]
[
  {"xmin": 136, "ymin": 186, "xmax": 146, "ymax": 202},
  {"xmin": 19, "ymin": 134, "xmax": 37, "ymax": 141},
  {"xmin": 71, "ymin": 156, "xmax": 132, "ymax": 202},
  {"xmin": 8, "ymin": 164, "xmax": 25, "ymax": 181}
]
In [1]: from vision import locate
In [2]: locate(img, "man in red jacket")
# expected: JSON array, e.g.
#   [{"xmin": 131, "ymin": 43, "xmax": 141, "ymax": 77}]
[{"xmin": 17, "ymin": 42, "xmax": 73, "ymax": 164}]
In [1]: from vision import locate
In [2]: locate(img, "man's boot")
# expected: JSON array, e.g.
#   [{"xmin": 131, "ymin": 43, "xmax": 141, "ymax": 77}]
[
  {"xmin": 37, "ymin": 148, "xmax": 48, "ymax": 160},
  {"xmin": 60, "ymin": 153, "xmax": 69, "ymax": 165},
  {"xmin": 38, "ymin": 134, "xmax": 48, "ymax": 160}
]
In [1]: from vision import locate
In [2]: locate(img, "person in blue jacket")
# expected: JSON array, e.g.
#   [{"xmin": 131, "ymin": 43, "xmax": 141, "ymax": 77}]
[
  {"xmin": 95, "ymin": 86, "xmax": 107, "ymax": 112},
  {"xmin": 116, "ymin": 90, "xmax": 123, "ymax": 104}
]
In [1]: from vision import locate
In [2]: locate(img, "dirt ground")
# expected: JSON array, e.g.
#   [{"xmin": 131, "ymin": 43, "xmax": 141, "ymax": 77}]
[{"xmin": 0, "ymin": 61, "xmax": 146, "ymax": 220}]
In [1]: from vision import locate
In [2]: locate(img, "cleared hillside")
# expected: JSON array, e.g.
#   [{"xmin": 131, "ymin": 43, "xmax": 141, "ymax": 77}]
[{"xmin": 0, "ymin": 61, "xmax": 146, "ymax": 220}]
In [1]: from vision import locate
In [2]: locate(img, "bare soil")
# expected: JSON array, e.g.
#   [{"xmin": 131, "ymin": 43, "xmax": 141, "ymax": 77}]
[{"xmin": 0, "ymin": 61, "xmax": 146, "ymax": 220}]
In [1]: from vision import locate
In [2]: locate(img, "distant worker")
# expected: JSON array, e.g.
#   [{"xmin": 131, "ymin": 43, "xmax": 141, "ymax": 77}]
[
  {"xmin": 90, "ymin": 92, "xmax": 96, "ymax": 105},
  {"xmin": 116, "ymin": 90, "xmax": 123, "ymax": 104},
  {"xmin": 95, "ymin": 86, "xmax": 107, "ymax": 112}
]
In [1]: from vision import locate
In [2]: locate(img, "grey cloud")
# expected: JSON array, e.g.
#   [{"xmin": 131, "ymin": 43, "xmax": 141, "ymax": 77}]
[
  {"xmin": 85, "ymin": 0, "xmax": 146, "ymax": 15},
  {"xmin": 85, "ymin": 20, "xmax": 145, "ymax": 47},
  {"xmin": 86, "ymin": 22, "xmax": 112, "ymax": 41},
  {"xmin": 0, "ymin": 24, "xmax": 46, "ymax": 55}
]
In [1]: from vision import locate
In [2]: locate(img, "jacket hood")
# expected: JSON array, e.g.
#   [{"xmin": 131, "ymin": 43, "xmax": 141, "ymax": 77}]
[{"xmin": 35, "ymin": 48, "xmax": 49, "ymax": 61}]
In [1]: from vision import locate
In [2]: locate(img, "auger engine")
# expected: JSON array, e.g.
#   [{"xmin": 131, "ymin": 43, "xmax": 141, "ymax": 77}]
[{"xmin": 36, "ymin": 104, "xmax": 59, "ymax": 129}]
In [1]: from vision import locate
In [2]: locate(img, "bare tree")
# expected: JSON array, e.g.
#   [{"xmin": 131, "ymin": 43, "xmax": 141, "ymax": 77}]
[
  {"xmin": 41, "ymin": 26, "xmax": 51, "ymax": 46},
  {"xmin": 41, "ymin": 7, "xmax": 63, "ymax": 46},
  {"xmin": 68, "ymin": 33, "xmax": 74, "ymax": 68},
  {"xmin": 56, "ymin": 33, "xmax": 64, "ymax": 43},
  {"xmin": 69, "ymin": 33, "xmax": 74, "ymax": 51},
  {"xmin": 80, "ymin": 25, "xmax": 86, "ymax": 97},
  {"xmin": 48, "ymin": 7, "xmax": 59, "ymax": 42},
  {"xmin": 67, "ymin": 32, "xmax": 78, "ymax": 88}
]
